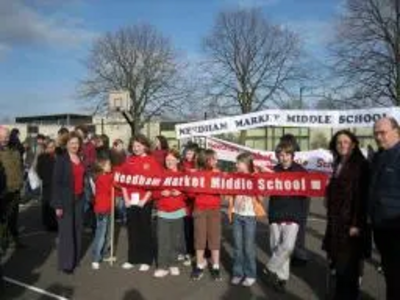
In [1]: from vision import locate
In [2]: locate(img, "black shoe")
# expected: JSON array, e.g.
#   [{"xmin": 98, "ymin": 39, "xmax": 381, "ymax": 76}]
[
  {"xmin": 291, "ymin": 257, "xmax": 308, "ymax": 267},
  {"xmin": 210, "ymin": 268, "xmax": 222, "ymax": 281},
  {"xmin": 62, "ymin": 269, "xmax": 74, "ymax": 275},
  {"xmin": 274, "ymin": 279, "xmax": 287, "ymax": 293},
  {"xmin": 262, "ymin": 267, "xmax": 278, "ymax": 283},
  {"xmin": 191, "ymin": 267, "xmax": 204, "ymax": 281}
]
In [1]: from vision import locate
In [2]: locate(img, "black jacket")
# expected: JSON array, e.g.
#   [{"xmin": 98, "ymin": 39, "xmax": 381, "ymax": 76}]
[
  {"xmin": 268, "ymin": 162, "xmax": 308, "ymax": 224},
  {"xmin": 51, "ymin": 153, "xmax": 85, "ymax": 211},
  {"xmin": 369, "ymin": 142, "xmax": 400, "ymax": 228}
]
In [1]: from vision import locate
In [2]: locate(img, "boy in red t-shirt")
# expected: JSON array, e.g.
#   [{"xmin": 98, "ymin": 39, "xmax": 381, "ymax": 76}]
[{"xmin": 91, "ymin": 159, "xmax": 113, "ymax": 270}]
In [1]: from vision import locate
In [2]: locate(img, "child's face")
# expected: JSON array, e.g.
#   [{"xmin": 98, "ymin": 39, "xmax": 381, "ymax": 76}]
[
  {"xmin": 104, "ymin": 161, "xmax": 112, "ymax": 173},
  {"xmin": 185, "ymin": 150, "xmax": 195, "ymax": 162},
  {"xmin": 165, "ymin": 154, "xmax": 179, "ymax": 170},
  {"xmin": 132, "ymin": 141, "xmax": 146, "ymax": 156},
  {"xmin": 208, "ymin": 155, "xmax": 218, "ymax": 169},
  {"xmin": 277, "ymin": 151, "xmax": 294, "ymax": 169},
  {"xmin": 236, "ymin": 161, "xmax": 249, "ymax": 173}
]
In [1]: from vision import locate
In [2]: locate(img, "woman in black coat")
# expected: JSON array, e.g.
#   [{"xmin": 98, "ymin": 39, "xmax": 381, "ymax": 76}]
[
  {"xmin": 323, "ymin": 130, "xmax": 371, "ymax": 300},
  {"xmin": 52, "ymin": 132, "xmax": 85, "ymax": 274},
  {"xmin": 37, "ymin": 140, "xmax": 57, "ymax": 231}
]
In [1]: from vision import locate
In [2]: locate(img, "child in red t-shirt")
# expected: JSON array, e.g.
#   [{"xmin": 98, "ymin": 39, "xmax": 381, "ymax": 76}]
[
  {"xmin": 180, "ymin": 144, "xmax": 199, "ymax": 266},
  {"xmin": 91, "ymin": 158, "xmax": 113, "ymax": 270},
  {"xmin": 153, "ymin": 149, "xmax": 187, "ymax": 278},
  {"xmin": 191, "ymin": 149, "xmax": 222, "ymax": 281}
]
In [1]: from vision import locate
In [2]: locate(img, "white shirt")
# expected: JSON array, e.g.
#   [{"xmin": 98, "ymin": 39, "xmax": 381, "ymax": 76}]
[{"xmin": 233, "ymin": 195, "xmax": 256, "ymax": 217}]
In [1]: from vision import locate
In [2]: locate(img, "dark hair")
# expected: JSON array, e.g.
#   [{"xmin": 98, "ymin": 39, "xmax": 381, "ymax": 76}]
[
  {"xmin": 196, "ymin": 148, "xmax": 216, "ymax": 171},
  {"xmin": 75, "ymin": 125, "xmax": 89, "ymax": 138},
  {"xmin": 113, "ymin": 139, "xmax": 124, "ymax": 148},
  {"xmin": 275, "ymin": 140, "xmax": 296, "ymax": 157},
  {"xmin": 129, "ymin": 134, "xmax": 151, "ymax": 154},
  {"xmin": 329, "ymin": 130, "xmax": 361, "ymax": 163},
  {"xmin": 279, "ymin": 134, "xmax": 300, "ymax": 152},
  {"xmin": 58, "ymin": 127, "xmax": 69, "ymax": 135},
  {"xmin": 236, "ymin": 152, "xmax": 255, "ymax": 173},
  {"xmin": 9, "ymin": 128, "xmax": 21, "ymax": 147},
  {"xmin": 99, "ymin": 134, "xmax": 110, "ymax": 149},
  {"xmin": 37, "ymin": 134, "xmax": 46, "ymax": 141},
  {"xmin": 110, "ymin": 149, "xmax": 126, "ymax": 166},
  {"xmin": 156, "ymin": 135, "xmax": 169, "ymax": 151}
]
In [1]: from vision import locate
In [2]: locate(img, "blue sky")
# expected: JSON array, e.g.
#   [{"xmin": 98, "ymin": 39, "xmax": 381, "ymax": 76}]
[{"xmin": 0, "ymin": 0, "xmax": 339, "ymax": 120}]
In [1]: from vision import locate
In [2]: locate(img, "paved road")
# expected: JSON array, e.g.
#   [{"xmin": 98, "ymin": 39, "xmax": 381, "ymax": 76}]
[{"xmin": 1, "ymin": 200, "xmax": 385, "ymax": 300}]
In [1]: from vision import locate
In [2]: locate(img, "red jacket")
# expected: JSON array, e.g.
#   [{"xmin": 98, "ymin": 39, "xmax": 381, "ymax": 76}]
[
  {"xmin": 122, "ymin": 154, "xmax": 161, "ymax": 201},
  {"xmin": 153, "ymin": 170, "xmax": 187, "ymax": 212},
  {"xmin": 94, "ymin": 173, "xmax": 113, "ymax": 214}
]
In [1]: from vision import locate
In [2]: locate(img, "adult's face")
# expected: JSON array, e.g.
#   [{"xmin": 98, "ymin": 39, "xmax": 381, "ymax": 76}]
[
  {"xmin": 132, "ymin": 141, "xmax": 146, "ymax": 156},
  {"xmin": 0, "ymin": 128, "xmax": 10, "ymax": 147},
  {"xmin": 67, "ymin": 137, "xmax": 80, "ymax": 155},
  {"xmin": 374, "ymin": 119, "xmax": 400, "ymax": 150},
  {"xmin": 336, "ymin": 133, "xmax": 354, "ymax": 158}
]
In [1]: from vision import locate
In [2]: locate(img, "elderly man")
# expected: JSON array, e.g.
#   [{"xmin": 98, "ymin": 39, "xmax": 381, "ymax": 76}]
[
  {"xmin": 0, "ymin": 127, "xmax": 24, "ymax": 248},
  {"xmin": 370, "ymin": 117, "xmax": 400, "ymax": 300}
]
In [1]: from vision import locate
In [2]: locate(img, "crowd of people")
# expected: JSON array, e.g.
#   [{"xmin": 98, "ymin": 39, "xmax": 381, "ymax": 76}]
[{"xmin": 0, "ymin": 116, "xmax": 400, "ymax": 300}]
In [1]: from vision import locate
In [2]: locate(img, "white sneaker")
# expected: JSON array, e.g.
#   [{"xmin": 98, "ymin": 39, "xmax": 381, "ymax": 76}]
[
  {"xmin": 139, "ymin": 264, "xmax": 150, "ymax": 272},
  {"xmin": 183, "ymin": 256, "xmax": 192, "ymax": 267},
  {"xmin": 122, "ymin": 262, "xmax": 134, "ymax": 270},
  {"xmin": 242, "ymin": 278, "xmax": 256, "ymax": 287},
  {"xmin": 91, "ymin": 262, "xmax": 100, "ymax": 270},
  {"xmin": 177, "ymin": 254, "xmax": 185, "ymax": 261},
  {"xmin": 154, "ymin": 269, "xmax": 169, "ymax": 278},
  {"xmin": 231, "ymin": 277, "xmax": 242, "ymax": 285},
  {"xmin": 170, "ymin": 267, "xmax": 180, "ymax": 276}
]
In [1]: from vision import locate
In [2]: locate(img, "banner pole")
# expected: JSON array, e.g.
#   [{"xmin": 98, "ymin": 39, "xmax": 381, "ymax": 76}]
[{"xmin": 106, "ymin": 187, "xmax": 116, "ymax": 266}]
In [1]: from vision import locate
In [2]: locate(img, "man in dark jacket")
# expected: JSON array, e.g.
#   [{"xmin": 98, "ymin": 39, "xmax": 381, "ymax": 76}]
[
  {"xmin": 370, "ymin": 117, "xmax": 400, "ymax": 300},
  {"xmin": 0, "ymin": 127, "xmax": 24, "ymax": 248}
]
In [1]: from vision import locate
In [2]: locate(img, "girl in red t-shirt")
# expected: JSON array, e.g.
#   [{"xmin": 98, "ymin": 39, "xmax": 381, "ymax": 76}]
[
  {"xmin": 180, "ymin": 144, "xmax": 199, "ymax": 265},
  {"xmin": 153, "ymin": 149, "xmax": 187, "ymax": 278},
  {"xmin": 121, "ymin": 134, "xmax": 161, "ymax": 272},
  {"xmin": 191, "ymin": 149, "xmax": 222, "ymax": 281},
  {"xmin": 91, "ymin": 158, "xmax": 113, "ymax": 270}
]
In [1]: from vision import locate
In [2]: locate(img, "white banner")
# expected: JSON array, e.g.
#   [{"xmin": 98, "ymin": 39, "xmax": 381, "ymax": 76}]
[
  {"xmin": 206, "ymin": 137, "xmax": 333, "ymax": 173},
  {"xmin": 176, "ymin": 107, "xmax": 400, "ymax": 139}
]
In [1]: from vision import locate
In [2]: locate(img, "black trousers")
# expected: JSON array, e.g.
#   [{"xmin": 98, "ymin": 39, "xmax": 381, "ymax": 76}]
[
  {"xmin": 126, "ymin": 203, "xmax": 154, "ymax": 265},
  {"xmin": 184, "ymin": 215, "xmax": 195, "ymax": 256},
  {"xmin": 333, "ymin": 245, "xmax": 362, "ymax": 300},
  {"xmin": 4, "ymin": 192, "xmax": 20, "ymax": 242},
  {"xmin": 294, "ymin": 197, "xmax": 310, "ymax": 260},
  {"xmin": 374, "ymin": 227, "xmax": 400, "ymax": 300},
  {"xmin": 57, "ymin": 196, "xmax": 84, "ymax": 272},
  {"xmin": 41, "ymin": 186, "xmax": 57, "ymax": 231}
]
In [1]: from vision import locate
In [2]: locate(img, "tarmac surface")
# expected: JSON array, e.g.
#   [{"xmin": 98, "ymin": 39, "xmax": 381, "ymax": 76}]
[{"xmin": 1, "ymin": 199, "xmax": 385, "ymax": 300}]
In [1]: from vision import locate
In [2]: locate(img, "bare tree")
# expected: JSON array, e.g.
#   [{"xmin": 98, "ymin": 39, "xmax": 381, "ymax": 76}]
[
  {"xmin": 331, "ymin": 0, "xmax": 400, "ymax": 107},
  {"xmin": 79, "ymin": 24, "xmax": 188, "ymax": 135},
  {"xmin": 203, "ymin": 9, "xmax": 303, "ymax": 143}
]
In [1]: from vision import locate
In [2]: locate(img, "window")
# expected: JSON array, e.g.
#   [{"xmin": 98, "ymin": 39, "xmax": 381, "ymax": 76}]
[{"xmin": 160, "ymin": 122, "xmax": 178, "ymax": 132}]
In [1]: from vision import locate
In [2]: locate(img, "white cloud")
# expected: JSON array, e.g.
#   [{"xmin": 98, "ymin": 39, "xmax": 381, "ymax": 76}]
[{"xmin": 0, "ymin": 0, "xmax": 95, "ymax": 52}]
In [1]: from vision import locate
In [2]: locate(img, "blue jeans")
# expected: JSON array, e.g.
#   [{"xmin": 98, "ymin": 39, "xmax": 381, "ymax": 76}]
[
  {"xmin": 116, "ymin": 196, "xmax": 127, "ymax": 223},
  {"xmin": 233, "ymin": 214, "xmax": 257, "ymax": 279},
  {"xmin": 92, "ymin": 214, "xmax": 111, "ymax": 263}
]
